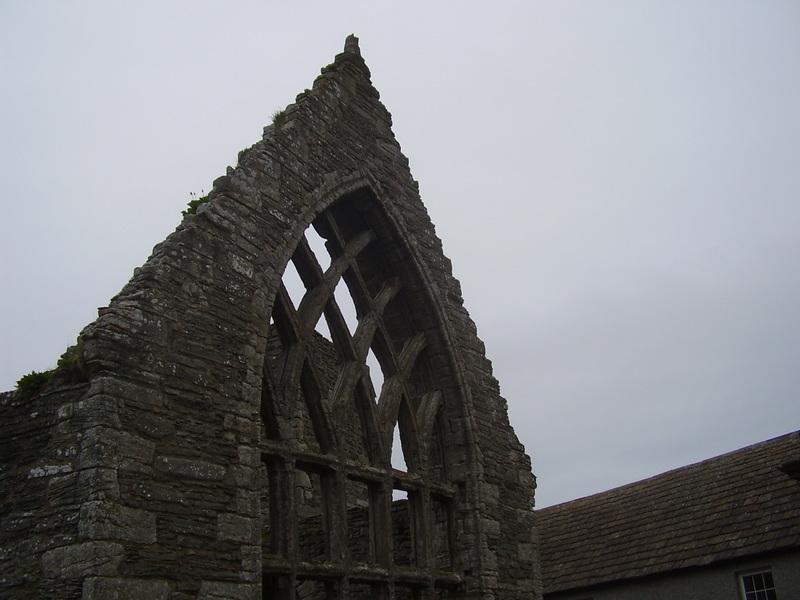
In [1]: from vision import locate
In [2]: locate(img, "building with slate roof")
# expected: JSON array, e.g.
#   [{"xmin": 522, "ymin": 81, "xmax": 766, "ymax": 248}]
[{"xmin": 536, "ymin": 431, "xmax": 800, "ymax": 600}]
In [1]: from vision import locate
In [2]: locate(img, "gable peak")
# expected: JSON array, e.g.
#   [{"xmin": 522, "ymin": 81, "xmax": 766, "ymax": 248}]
[{"xmin": 344, "ymin": 34, "xmax": 361, "ymax": 56}]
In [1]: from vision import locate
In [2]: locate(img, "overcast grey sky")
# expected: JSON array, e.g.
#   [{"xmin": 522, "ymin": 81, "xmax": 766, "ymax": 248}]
[{"xmin": 2, "ymin": 2, "xmax": 799, "ymax": 508}]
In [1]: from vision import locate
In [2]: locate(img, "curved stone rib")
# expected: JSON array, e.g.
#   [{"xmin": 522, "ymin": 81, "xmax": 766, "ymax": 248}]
[
  {"xmin": 272, "ymin": 283, "xmax": 305, "ymax": 393},
  {"xmin": 375, "ymin": 332, "xmax": 428, "ymax": 469},
  {"xmin": 261, "ymin": 283, "xmax": 304, "ymax": 442},
  {"xmin": 376, "ymin": 331, "xmax": 427, "ymax": 426},
  {"xmin": 321, "ymin": 297, "xmax": 357, "ymax": 363},
  {"xmin": 319, "ymin": 277, "xmax": 402, "ymax": 468},
  {"xmin": 296, "ymin": 229, "xmax": 375, "ymax": 331},
  {"xmin": 315, "ymin": 213, "xmax": 376, "ymax": 331},
  {"xmin": 350, "ymin": 277, "xmax": 400, "ymax": 364},
  {"xmin": 329, "ymin": 278, "xmax": 401, "ymax": 418},
  {"xmin": 415, "ymin": 390, "xmax": 443, "ymax": 463},
  {"xmin": 271, "ymin": 282, "xmax": 338, "ymax": 452},
  {"xmin": 310, "ymin": 229, "xmax": 379, "ymax": 364},
  {"xmin": 274, "ymin": 234, "xmax": 366, "ymax": 425},
  {"xmin": 298, "ymin": 358, "xmax": 338, "ymax": 453},
  {"xmin": 396, "ymin": 397, "xmax": 422, "ymax": 472},
  {"xmin": 397, "ymin": 331, "xmax": 427, "ymax": 375},
  {"xmin": 259, "ymin": 355, "xmax": 284, "ymax": 441},
  {"xmin": 271, "ymin": 282, "xmax": 300, "ymax": 346},
  {"xmin": 352, "ymin": 377, "xmax": 388, "ymax": 464}
]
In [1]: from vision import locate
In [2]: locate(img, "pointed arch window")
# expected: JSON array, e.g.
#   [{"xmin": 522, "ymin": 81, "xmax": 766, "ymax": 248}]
[{"xmin": 260, "ymin": 188, "xmax": 465, "ymax": 599}]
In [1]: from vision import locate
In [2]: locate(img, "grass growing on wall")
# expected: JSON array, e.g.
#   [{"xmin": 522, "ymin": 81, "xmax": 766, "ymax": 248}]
[{"xmin": 183, "ymin": 191, "xmax": 209, "ymax": 216}]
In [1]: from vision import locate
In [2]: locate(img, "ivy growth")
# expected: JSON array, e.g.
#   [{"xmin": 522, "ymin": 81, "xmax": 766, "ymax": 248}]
[
  {"xmin": 16, "ymin": 371, "xmax": 52, "ymax": 393},
  {"xmin": 56, "ymin": 348, "xmax": 81, "ymax": 371},
  {"xmin": 15, "ymin": 344, "xmax": 86, "ymax": 394}
]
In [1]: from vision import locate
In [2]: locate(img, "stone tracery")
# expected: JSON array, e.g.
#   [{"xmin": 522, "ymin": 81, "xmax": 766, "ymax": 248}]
[{"xmin": 261, "ymin": 189, "xmax": 463, "ymax": 598}]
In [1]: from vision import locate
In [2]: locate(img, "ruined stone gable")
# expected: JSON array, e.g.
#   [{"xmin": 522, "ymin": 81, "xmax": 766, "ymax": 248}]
[{"xmin": 0, "ymin": 36, "xmax": 540, "ymax": 599}]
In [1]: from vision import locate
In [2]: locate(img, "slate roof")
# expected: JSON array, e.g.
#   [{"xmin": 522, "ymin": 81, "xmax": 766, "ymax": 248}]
[{"xmin": 536, "ymin": 431, "xmax": 800, "ymax": 595}]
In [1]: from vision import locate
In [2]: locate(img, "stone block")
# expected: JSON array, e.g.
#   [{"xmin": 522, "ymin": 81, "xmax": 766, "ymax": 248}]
[
  {"xmin": 27, "ymin": 464, "xmax": 73, "ymax": 479},
  {"xmin": 79, "ymin": 468, "xmax": 120, "ymax": 501},
  {"xmin": 217, "ymin": 513, "xmax": 258, "ymax": 544},
  {"xmin": 83, "ymin": 577, "xmax": 169, "ymax": 600},
  {"xmin": 131, "ymin": 413, "xmax": 175, "ymax": 440},
  {"xmin": 78, "ymin": 501, "xmax": 156, "ymax": 543},
  {"xmin": 198, "ymin": 581, "xmax": 259, "ymax": 600},
  {"xmin": 153, "ymin": 456, "xmax": 226, "ymax": 481},
  {"xmin": 236, "ymin": 489, "xmax": 259, "ymax": 517},
  {"xmin": 240, "ymin": 545, "xmax": 261, "ymax": 581},
  {"xmin": 237, "ymin": 445, "xmax": 260, "ymax": 467},
  {"xmin": 41, "ymin": 541, "xmax": 124, "ymax": 578},
  {"xmin": 72, "ymin": 395, "xmax": 122, "ymax": 428},
  {"xmin": 225, "ymin": 413, "xmax": 259, "ymax": 437},
  {"xmin": 79, "ymin": 427, "xmax": 154, "ymax": 472},
  {"xmin": 229, "ymin": 464, "xmax": 256, "ymax": 489},
  {"xmin": 132, "ymin": 481, "xmax": 187, "ymax": 505},
  {"xmin": 480, "ymin": 481, "xmax": 500, "ymax": 505}
]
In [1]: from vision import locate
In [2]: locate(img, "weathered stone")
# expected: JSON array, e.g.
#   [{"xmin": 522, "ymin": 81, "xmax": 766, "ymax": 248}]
[
  {"xmin": 27, "ymin": 464, "xmax": 73, "ymax": 478},
  {"xmin": 198, "ymin": 581, "xmax": 258, "ymax": 600},
  {"xmin": 0, "ymin": 35, "xmax": 539, "ymax": 599},
  {"xmin": 82, "ymin": 577, "xmax": 169, "ymax": 600},
  {"xmin": 153, "ymin": 456, "xmax": 227, "ymax": 481},
  {"xmin": 78, "ymin": 501, "xmax": 156, "ymax": 543},
  {"xmin": 41, "ymin": 542, "xmax": 124, "ymax": 578},
  {"xmin": 131, "ymin": 481, "xmax": 187, "ymax": 505},
  {"xmin": 79, "ymin": 468, "xmax": 120, "ymax": 502},
  {"xmin": 235, "ymin": 489, "xmax": 259, "ymax": 517},
  {"xmin": 79, "ymin": 426, "xmax": 153, "ymax": 472},
  {"xmin": 217, "ymin": 513, "xmax": 258, "ymax": 544},
  {"xmin": 131, "ymin": 413, "xmax": 175, "ymax": 440}
]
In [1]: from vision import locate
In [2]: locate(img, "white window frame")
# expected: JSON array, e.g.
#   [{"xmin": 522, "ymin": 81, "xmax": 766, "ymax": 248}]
[{"xmin": 738, "ymin": 568, "xmax": 777, "ymax": 600}]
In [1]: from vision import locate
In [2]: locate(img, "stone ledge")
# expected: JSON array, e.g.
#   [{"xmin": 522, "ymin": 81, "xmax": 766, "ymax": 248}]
[
  {"xmin": 199, "ymin": 581, "xmax": 259, "ymax": 600},
  {"xmin": 83, "ymin": 577, "xmax": 169, "ymax": 600},
  {"xmin": 154, "ymin": 456, "xmax": 227, "ymax": 481}
]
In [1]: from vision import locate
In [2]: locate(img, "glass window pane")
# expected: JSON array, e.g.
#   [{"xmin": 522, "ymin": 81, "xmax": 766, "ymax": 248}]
[{"xmin": 763, "ymin": 571, "xmax": 774, "ymax": 588}]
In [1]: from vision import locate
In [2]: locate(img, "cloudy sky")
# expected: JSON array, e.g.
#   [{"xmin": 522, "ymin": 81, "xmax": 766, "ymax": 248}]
[{"xmin": 2, "ymin": 2, "xmax": 799, "ymax": 508}]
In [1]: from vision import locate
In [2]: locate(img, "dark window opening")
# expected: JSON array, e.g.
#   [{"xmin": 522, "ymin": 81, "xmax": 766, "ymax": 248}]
[
  {"xmin": 391, "ymin": 487, "xmax": 414, "ymax": 567},
  {"xmin": 347, "ymin": 477, "xmax": 373, "ymax": 564}
]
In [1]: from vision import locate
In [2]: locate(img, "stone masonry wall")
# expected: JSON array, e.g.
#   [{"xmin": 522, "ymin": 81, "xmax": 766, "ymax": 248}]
[{"xmin": 0, "ymin": 36, "xmax": 540, "ymax": 599}]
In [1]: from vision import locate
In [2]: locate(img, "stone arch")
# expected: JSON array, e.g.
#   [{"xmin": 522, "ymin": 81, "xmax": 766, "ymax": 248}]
[{"xmin": 259, "ymin": 183, "xmax": 477, "ymax": 597}]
